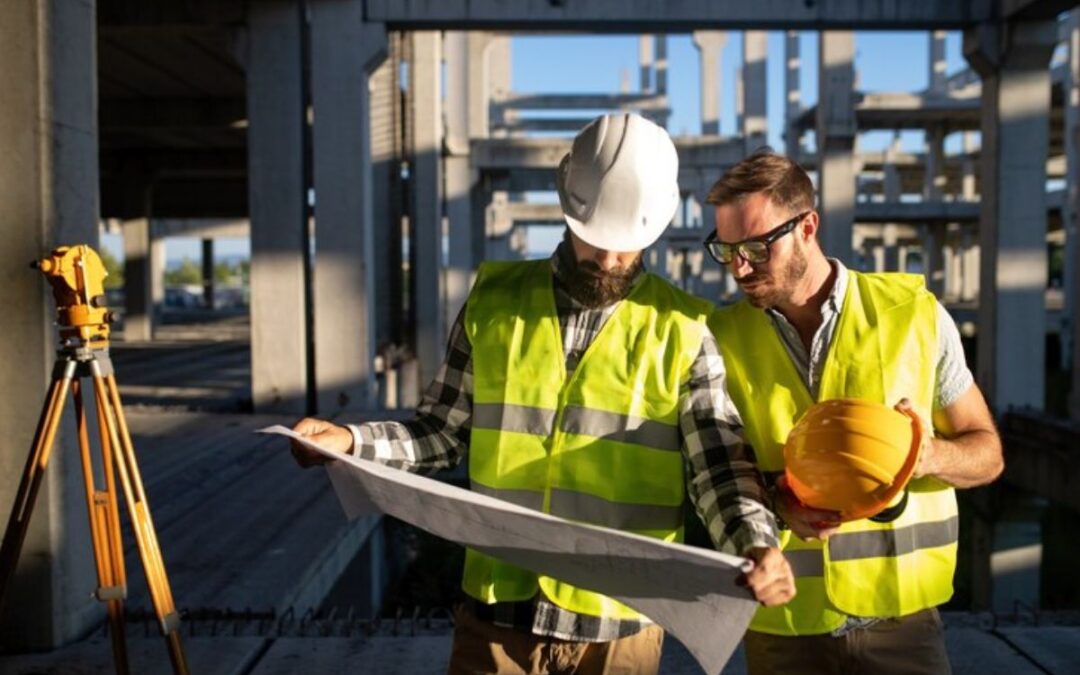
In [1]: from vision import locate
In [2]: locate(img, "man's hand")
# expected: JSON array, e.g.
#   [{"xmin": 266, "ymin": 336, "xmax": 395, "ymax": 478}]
[
  {"xmin": 740, "ymin": 547, "xmax": 796, "ymax": 607},
  {"xmin": 893, "ymin": 398, "xmax": 933, "ymax": 479},
  {"xmin": 289, "ymin": 417, "xmax": 353, "ymax": 468},
  {"xmin": 774, "ymin": 475, "xmax": 842, "ymax": 540}
]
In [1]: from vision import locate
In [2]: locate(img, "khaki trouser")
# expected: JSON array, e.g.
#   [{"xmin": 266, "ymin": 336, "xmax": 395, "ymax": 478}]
[
  {"xmin": 447, "ymin": 605, "xmax": 664, "ymax": 675},
  {"xmin": 744, "ymin": 608, "xmax": 952, "ymax": 675}
]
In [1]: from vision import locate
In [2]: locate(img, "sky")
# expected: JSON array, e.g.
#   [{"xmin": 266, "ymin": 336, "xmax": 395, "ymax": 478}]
[{"xmin": 103, "ymin": 30, "xmax": 972, "ymax": 265}]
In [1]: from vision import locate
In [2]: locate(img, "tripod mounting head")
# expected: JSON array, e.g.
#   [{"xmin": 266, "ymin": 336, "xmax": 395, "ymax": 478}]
[{"xmin": 33, "ymin": 245, "xmax": 113, "ymax": 343}]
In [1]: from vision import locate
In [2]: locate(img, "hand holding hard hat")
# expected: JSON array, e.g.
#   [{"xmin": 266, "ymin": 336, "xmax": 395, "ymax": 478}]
[{"xmin": 782, "ymin": 398, "xmax": 925, "ymax": 525}]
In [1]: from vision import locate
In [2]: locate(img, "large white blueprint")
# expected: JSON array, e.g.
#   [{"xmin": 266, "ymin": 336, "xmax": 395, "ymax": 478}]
[{"xmin": 259, "ymin": 425, "xmax": 758, "ymax": 674}]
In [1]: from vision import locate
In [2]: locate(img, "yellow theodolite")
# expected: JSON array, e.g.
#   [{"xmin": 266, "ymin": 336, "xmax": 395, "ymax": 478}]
[{"xmin": 0, "ymin": 244, "xmax": 189, "ymax": 675}]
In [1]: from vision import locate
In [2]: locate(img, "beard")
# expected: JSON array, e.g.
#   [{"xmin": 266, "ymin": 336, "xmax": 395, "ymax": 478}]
[
  {"xmin": 564, "ymin": 255, "xmax": 644, "ymax": 308},
  {"xmin": 738, "ymin": 241, "xmax": 808, "ymax": 308}
]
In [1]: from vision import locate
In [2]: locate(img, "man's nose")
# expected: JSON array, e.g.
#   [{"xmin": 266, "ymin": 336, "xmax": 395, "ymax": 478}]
[
  {"xmin": 730, "ymin": 252, "xmax": 754, "ymax": 279},
  {"xmin": 594, "ymin": 250, "xmax": 621, "ymax": 271}
]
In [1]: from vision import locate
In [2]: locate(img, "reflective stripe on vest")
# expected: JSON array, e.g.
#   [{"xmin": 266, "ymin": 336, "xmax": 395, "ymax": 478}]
[
  {"xmin": 711, "ymin": 271, "xmax": 958, "ymax": 635},
  {"xmin": 473, "ymin": 402, "xmax": 680, "ymax": 453},
  {"xmin": 463, "ymin": 259, "xmax": 711, "ymax": 620}
]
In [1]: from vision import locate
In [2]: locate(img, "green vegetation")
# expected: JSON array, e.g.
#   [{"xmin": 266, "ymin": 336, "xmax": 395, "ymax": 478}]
[
  {"xmin": 99, "ymin": 247, "xmax": 124, "ymax": 289},
  {"xmin": 164, "ymin": 257, "xmax": 249, "ymax": 287}
]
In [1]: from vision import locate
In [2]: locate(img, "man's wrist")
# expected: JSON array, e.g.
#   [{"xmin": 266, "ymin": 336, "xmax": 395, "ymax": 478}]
[
  {"xmin": 346, "ymin": 424, "xmax": 364, "ymax": 456},
  {"xmin": 766, "ymin": 484, "xmax": 789, "ymax": 531}
]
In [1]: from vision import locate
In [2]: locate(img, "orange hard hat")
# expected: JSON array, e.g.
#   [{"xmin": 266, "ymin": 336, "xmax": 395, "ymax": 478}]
[{"xmin": 783, "ymin": 398, "xmax": 923, "ymax": 522}]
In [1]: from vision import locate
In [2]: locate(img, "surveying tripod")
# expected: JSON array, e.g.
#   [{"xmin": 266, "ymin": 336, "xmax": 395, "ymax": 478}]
[{"xmin": 0, "ymin": 245, "xmax": 189, "ymax": 675}]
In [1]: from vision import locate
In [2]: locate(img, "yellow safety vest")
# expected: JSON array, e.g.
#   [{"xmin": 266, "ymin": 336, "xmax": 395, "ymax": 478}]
[
  {"xmin": 463, "ymin": 259, "xmax": 712, "ymax": 619},
  {"xmin": 710, "ymin": 271, "xmax": 958, "ymax": 636}
]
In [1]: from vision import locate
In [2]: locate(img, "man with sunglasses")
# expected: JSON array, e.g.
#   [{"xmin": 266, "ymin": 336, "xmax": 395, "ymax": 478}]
[
  {"xmin": 703, "ymin": 150, "xmax": 1002, "ymax": 674},
  {"xmin": 286, "ymin": 115, "xmax": 793, "ymax": 675}
]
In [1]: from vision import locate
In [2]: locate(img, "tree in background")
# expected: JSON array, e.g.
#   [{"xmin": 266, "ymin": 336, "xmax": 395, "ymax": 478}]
[
  {"xmin": 100, "ymin": 247, "xmax": 124, "ymax": 289},
  {"xmin": 164, "ymin": 257, "xmax": 202, "ymax": 286}
]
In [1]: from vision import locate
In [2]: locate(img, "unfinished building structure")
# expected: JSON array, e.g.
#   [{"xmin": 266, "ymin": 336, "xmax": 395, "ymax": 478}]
[{"xmin": 2, "ymin": 0, "xmax": 1079, "ymax": 660}]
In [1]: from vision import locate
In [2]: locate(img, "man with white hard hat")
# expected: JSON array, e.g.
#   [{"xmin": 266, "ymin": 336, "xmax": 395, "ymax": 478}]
[{"xmin": 288, "ymin": 114, "xmax": 792, "ymax": 674}]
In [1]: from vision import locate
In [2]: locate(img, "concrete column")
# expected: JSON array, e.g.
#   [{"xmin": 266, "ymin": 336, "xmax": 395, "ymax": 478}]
[
  {"xmin": 655, "ymin": 35, "xmax": 668, "ymax": 95},
  {"xmin": 964, "ymin": 21, "xmax": 1056, "ymax": 411},
  {"xmin": 883, "ymin": 224, "xmax": 901, "ymax": 271},
  {"xmin": 201, "ymin": 238, "xmax": 215, "ymax": 309},
  {"xmin": 444, "ymin": 31, "xmax": 476, "ymax": 328},
  {"xmin": 883, "ymin": 134, "xmax": 902, "ymax": 202},
  {"xmin": 639, "ymin": 35, "xmax": 653, "ymax": 92},
  {"xmin": 961, "ymin": 229, "xmax": 981, "ymax": 301},
  {"xmin": 944, "ymin": 225, "xmax": 963, "ymax": 301},
  {"xmin": 924, "ymin": 126, "xmax": 947, "ymax": 296},
  {"xmin": 692, "ymin": 32, "xmax": 726, "ymax": 136},
  {"xmin": 924, "ymin": 226, "xmax": 947, "ymax": 297},
  {"xmin": 817, "ymin": 32, "xmax": 857, "ymax": 264},
  {"xmin": 0, "ymin": 0, "xmax": 99, "ymax": 647},
  {"xmin": 369, "ymin": 35, "xmax": 402, "ymax": 349},
  {"xmin": 785, "ymin": 31, "xmax": 802, "ymax": 158},
  {"xmin": 409, "ymin": 31, "xmax": 445, "ymax": 390},
  {"xmin": 654, "ymin": 35, "xmax": 669, "ymax": 128},
  {"xmin": 929, "ymin": 30, "xmax": 948, "ymax": 94},
  {"xmin": 123, "ymin": 219, "xmax": 154, "ymax": 341},
  {"xmin": 247, "ymin": 1, "xmax": 309, "ymax": 414},
  {"xmin": 924, "ymin": 125, "xmax": 946, "ymax": 201},
  {"xmin": 961, "ymin": 132, "xmax": 978, "ymax": 200},
  {"xmin": 488, "ymin": 37, "xmax": 511, "ymax": 135},
  {"xmin": 467, "ymin": 33, "xmax": 494, "ymax": 140},
  {"xmin": 1066, "ymin": 12, "xmax": 1080, "ymax": 418},
  {"xmin": 150, "ymin": 227, "xmax": 165, "ymax": 325},
  {"xmin": 310, "ymin": 2, "xmax": 386, "ymax": 414},
  {"xmin": 742, "ymin": 31, "xmax": 768, "ymax": 154}
]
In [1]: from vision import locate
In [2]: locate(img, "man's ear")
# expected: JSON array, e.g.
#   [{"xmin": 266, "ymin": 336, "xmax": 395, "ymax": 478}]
[{"xmin": 800, "ymin": 211, "xmax": 820, "ymax": 241}]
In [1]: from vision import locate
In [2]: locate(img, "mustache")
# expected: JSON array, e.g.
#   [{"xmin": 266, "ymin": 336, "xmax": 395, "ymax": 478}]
[
  {"xmin": 737, "ymin": 273, "xmax": 769, "ymax": 285},
  {"xmin": 576, "ymin": 260, "xmax": 636, "ymax": 278}
]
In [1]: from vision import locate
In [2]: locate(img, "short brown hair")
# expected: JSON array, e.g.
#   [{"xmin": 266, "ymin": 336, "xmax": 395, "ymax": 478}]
[{"xmin": 705, "ymin": 149, "xmax": 815, "ymax": 214}]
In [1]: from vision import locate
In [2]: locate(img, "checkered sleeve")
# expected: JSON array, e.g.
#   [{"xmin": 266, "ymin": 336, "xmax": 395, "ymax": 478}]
[
  {"xmin": 346, "ymin": 308, "xmax": 472, "ymax": 475},
  {"xmin": 681, "ymin": 329, "xmax": 780, "ymax": 556}
]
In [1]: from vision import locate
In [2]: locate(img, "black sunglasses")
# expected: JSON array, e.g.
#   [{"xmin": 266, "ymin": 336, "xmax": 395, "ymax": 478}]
[{"xmin": 703, "ymin": 211, "xmax": 811, "ymax": 265}]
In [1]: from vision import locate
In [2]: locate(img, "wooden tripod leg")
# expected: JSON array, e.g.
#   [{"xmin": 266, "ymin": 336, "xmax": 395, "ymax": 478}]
[
  {"xmin": 92, "ymin": 367, "xmax": 190, "ymax": 675},
  {"xmin": 75, "ymin": 379, "xmax": 130, "ymax": 675},
  {"xmin": 0, "ymin": 360, "xmax": 76, "ymax": 610}
]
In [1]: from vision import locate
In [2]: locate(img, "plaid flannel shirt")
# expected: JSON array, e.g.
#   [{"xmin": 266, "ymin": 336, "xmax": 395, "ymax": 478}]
[{"xmin": 348, "ymin": 242, "xmax": 777, "ymax": 642}]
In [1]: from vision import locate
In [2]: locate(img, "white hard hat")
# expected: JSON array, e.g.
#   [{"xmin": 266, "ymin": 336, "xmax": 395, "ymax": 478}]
[{"xmin": 556, "ymin": 113, "xmax": 680, "ymax": 252}]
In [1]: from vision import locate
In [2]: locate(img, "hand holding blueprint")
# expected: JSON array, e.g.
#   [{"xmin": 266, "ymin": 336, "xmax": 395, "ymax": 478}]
[{"xmin": 258, "ymin": 425, "xmax": 759, "ymax": 674}]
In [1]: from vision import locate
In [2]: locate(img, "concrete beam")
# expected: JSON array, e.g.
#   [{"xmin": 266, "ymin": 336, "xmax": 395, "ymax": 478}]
[
  {"xmin": 0, "ymin": 0, "xmax": 100, "ymax": 648},
  {"xmin": 99, "ymin": 97, "xmax": 245, "ymax": 130},
  {"xmin": 794, "ymin": 93, "xmax": 982, "ymax": 132},
  {"xmin": 310, "ymin": 3, "xmax": 386, "ymax": 414},
  {"xmin": 965, "ymin": 19, "xmax": 1056, "ymax": 412},
  {"xmin": 152, "ymin": 218, "xmax": 250, "ymax": 239},
  {"xmin": 246, "ymin": 0, "xmax": 309, "ymax": 414},
  {"xmin": 854, "ymin": 202, "xmax": 980, "ymax": 223},
  {"xmin": 470, "ymin": 136, "xmax": 745, "ymax": 171},
  {"xmin": 1000, "ymin": 0, "xmax": 1080, "ymax": 21},
  {"xmin": 495, "ymin": 92, "xmax": 669, "ymax": 111},
  {"xmin": 365, "ymin": 0, "xmax": 994, "ymax": 31}
]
